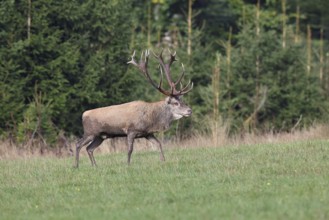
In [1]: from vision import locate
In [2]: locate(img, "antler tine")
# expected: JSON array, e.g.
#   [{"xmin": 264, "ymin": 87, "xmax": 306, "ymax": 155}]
[
  {"xmin": 174, "ymin": 63, "xmax": 185, "ymax": 86},
  {"xmin": 153, "ymin": 49, "xmax": 175, "ymax": 89},
  {"xmin": 151, "ymin": 49, "xmax": 167, "ymax": 76},
  {"xmin": 127, "ymin": 50, "xmax": 137, "ymax": 65},
  {"xmin": 168, "ymin": 49, "xmax": 177, "ymax": 67},
  {"xmin": 179, "ymin": 82, "xmax": 183, "ymax": 90},
  {"xmin": 128, "ymin": 50, "xmax": 172, "ymax": 96},
  {"xmin": 181, "ymin": 80, "xmax": 192, "ymax": 91},
  {"xmin": 158, "ymin": 65, "xmax": 164, "ymax": 89},
  {"xmin": 165, "ymin": 49, "xmax": 177, "ymax": 85},
  {"xmin": 178, "ymin": 81, "xmax": 194, "ymax": 95},
  {"xmin": 159, "ymin": 48, "xmax": 164, "ymax": 59},
  {"xmin": 144, "ymin": 50, "xmax": 150, "ymax": 68},
  {"xmin": 145, "ymin": 49, "xmax": 150, "ymax": 62}
]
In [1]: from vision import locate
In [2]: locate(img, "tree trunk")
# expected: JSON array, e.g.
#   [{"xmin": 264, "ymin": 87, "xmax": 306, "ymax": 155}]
[
  {"xmin": 281, "ymin": 0, "xmax": 286, "ymax": 48},
  {"xmin": 27, "ymin": 0, "xmax": 31, "ymax": 40},
  {"xmin": 147, "ymin": 2, "xmax": 151, "ymax": 48},
  {"xmin": 254, "ymin": 0, "xmax": 261, "ymax": 129},
  {"xmin": 212, "ymin": 53, "xmax": 221, "ymax": 146},
  {"xmin": 307, "ymin": 25, "xmax": 312, "ymax": 75},
  {"xmin": 320, "ymin": 28, "xmax": 324, "ymax": 81},
  {"xmin": 295, "ymin": 5, "xmax": 300, "ymax": 43},
  {"xmin": 187, "ymin": 0, "xmax": 193, "ymax": 56}
]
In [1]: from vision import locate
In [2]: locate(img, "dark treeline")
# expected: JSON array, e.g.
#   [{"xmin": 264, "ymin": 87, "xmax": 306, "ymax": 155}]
[{"xmin": 1, "ymin": 0, "xmax": 329, "ymax": 148}]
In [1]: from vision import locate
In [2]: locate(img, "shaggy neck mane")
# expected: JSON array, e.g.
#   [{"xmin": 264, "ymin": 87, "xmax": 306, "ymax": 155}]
[{"xmin": 143, "ymin": 100, "xmax": 173, "ymax": 132}]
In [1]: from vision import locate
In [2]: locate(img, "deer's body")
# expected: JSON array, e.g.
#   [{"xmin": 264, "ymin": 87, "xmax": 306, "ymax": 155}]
[
  {"xmin": 75, "ymin": 50, "xmax": 193, "ymax": 168},
  {"xmin": 82, "ymin": 99, "xmax": 183, "ymax": 138}
]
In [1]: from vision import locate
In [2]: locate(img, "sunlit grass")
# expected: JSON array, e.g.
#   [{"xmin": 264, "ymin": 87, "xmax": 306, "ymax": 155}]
[{"xmin": 1, "ymin": 140, "xmax": 329, "ymax": 219}]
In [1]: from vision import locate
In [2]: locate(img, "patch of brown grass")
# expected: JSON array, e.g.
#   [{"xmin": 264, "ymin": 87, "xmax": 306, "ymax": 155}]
[
  {"xmin": 1, "ymin": 124, "xmax": 329, "ymax": 160},
  {"xmin": 175, "ymin": 124, "xmax": 329, "ymax": 149},
  {"xmin": 0, "ymin": 140, "xmax": 74, "ymax": 160}
]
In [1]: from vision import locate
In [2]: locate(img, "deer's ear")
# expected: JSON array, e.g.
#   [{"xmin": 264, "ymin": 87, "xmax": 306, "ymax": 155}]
[
  {"xmin": 165, "ymin": 96, "xmax": 172, "ymax": 104},
  {"xmin": 176, "ymin": 95, "xmax": 182, "ymax": 100}
]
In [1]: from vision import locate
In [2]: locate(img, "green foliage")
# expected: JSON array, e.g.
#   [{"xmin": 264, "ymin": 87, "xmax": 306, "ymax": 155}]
[
  {"xmin": 223, "ymin": 26, "xmax": 327, "ymax": 131},
  {"xmin": 1, "ymin": 0, "xmax": 329, "ymax": 145},
  {"xmin": 16, "ymin": 90, "xmax": 57, "ymax": 147},
  {"xmin": 0, "ymin": 0, "xmax": 133, "ymax": 139},
  {"xmin": 206, "ymin": 13, "xmax": 329, "ymax": 133},
  {"xmin": 1, "ymin": 140, "xmax": 329, "ymax": 219}
]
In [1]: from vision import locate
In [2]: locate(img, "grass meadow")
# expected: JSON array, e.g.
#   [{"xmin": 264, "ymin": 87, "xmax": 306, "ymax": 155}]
[{"xmin": 1, "ymin": 137, "xmax": 329, "ymax": 220}]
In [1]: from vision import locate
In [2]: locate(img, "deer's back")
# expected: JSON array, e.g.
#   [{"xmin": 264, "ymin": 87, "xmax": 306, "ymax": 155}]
[{"xmin": 82, "ymin": 101, "xmax": 165, "ymax": 136}]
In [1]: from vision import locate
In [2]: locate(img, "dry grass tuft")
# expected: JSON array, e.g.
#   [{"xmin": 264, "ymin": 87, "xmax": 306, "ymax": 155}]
[
  {"xmin": 1, "ymin": 124, "xmax": 329, "ymax": 160},
  {"xmin": 0, "ymin": 140, "xmax": 74, "ymax": 160},
  {"xmin": 175, "ymin": 123, "xmax": 329, "ymax": 149}
]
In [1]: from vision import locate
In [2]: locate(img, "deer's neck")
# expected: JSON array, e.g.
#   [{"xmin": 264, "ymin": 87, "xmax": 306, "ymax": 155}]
[{"xmin": 146, "ymin": 101, "xmax": 173, "ymax": 132}]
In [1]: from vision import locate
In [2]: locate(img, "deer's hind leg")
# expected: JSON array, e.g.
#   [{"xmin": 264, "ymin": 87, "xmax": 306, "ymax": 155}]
[
  {"xmin": 75, "ymin": 135, "xmax": 95, "ymax": 168},
  {"xmin": 86, "ymin": 136, "xmax": 103, "ymax": 166},
  {"xmin": 127, "ymin": 132, "xmax": 137, "ymax": 164}
]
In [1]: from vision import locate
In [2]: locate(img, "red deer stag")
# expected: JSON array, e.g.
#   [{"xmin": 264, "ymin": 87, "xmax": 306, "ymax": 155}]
[{"xmin": 75, "ymin": 50, "xmax": 193, "ymax": 168}]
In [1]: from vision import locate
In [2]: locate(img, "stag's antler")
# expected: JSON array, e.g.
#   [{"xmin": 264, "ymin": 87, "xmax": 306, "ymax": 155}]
[{"xmin": 127, "ymin": 49, "xmax": 193, "ymax": 97}]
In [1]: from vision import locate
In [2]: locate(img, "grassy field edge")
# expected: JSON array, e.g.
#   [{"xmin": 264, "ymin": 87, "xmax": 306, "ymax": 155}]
[{"xmin": 1, "ymin": 140, "xmax": 329, "ymax": 219}]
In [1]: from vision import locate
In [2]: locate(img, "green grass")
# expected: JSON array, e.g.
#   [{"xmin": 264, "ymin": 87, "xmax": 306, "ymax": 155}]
[{"xmin": 1, "ymin": 140, "xmax": 329, "ymax": 220}]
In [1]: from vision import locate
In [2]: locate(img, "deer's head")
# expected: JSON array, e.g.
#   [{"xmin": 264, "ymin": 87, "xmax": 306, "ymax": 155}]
[{"xmin": 128, "ymin": 49, "xmax": 193, "ymax": 119}]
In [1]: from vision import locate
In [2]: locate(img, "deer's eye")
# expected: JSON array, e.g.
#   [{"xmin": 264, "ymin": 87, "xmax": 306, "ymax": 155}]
[{"xmin": 172, "ymin": 102, "xmax": 179, "ymax": 106}]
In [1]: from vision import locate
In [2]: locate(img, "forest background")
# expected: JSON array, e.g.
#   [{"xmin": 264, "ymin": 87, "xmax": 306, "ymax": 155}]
[{"xmin": 1, "ymin": 0, "xmax": 329, "ymax": 151}]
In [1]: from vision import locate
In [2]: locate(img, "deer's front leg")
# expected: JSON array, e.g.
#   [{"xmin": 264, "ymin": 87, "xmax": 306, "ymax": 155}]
[{"xmin": 146, "ymin": 134, "xmax": 165, "ymax": 161}]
